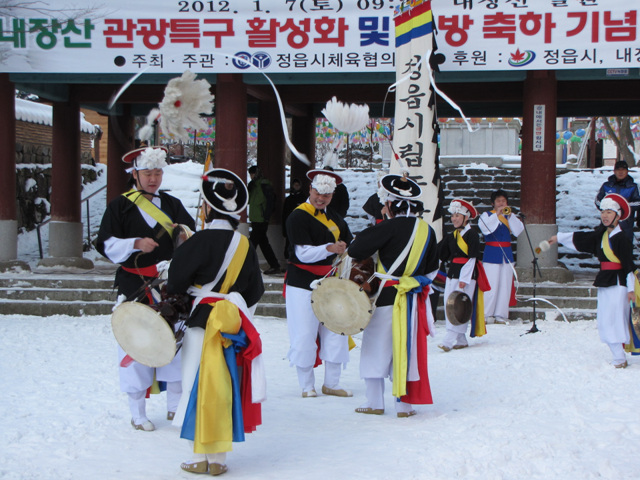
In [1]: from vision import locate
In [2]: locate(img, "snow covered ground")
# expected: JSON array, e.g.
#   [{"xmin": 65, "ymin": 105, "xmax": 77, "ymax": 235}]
[
  {"xmin": 5, "ymin": 162, "xmax": 640, "ymax": 479},
  {"xmin": 2, "ymin": 313, "xmax": 640, "ymax": 480}
]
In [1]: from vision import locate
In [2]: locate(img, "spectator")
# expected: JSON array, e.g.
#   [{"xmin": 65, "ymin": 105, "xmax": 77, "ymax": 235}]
[
  {"xmin": 595, "ymin": 160, "xmax": 640, "ymax": 243},
  {"xmin": 282, "ymin": 178, "xmax": 306, "ymax": 259},
  {"xmin": 248, "ymin": 165, "xmax": 283, "ymax": 275}
]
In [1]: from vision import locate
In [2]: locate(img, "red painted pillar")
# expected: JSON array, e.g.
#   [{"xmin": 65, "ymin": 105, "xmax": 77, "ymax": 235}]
[
  {"xmin": 0, "ymin": 75, "xmax": 16, "ymax": 222},
  {"xmin": 521, "ymin": 70, "xmax": 557, "ymax": 225},
  {"xmin": 0, "ymin": 74, "xmax": 19, "ymax": 264},
  {"xmin": 42, "ymin": 95, "xmax": 93, "ymax": 267},
  {"xmin": 215, "ymin": 74, "xmax": 247, "ymax": 179},
  {"xmin": 518, "ymin": 70, "xmax": 571, "ymax": 281},
  {"xmin": 51, "ymin": 99, "xmax": 81, "ymax": 223},
  {"xmin": 107, "ymin": 110, "xmax": 134, "ymax": 202}
]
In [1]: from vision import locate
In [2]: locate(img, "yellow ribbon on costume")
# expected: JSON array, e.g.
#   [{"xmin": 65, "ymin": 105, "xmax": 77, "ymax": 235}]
[
  {"xmin": 491, "ymin": 209, "xmax": 510, "ymax": 231},
  {"xmin": 625, "ymin": 270, "xmax": 640, "ymax": 354},
  {"xmin": 194, "ymin": 235, "xmax": 249, "ymax": 454},
  {"xmin": 454, "ymin": 229, "xmax": 468, "ymax": 255},
  {"xmin": 390, "ymin": 219, "xmax": 430, "ymax": 398},
  {"xmin": 601, "ymin": 231, "xmax": 621, "ymax": 264},
  {"xmin": 296, "ymin": 202, "xmax": 340, "ymax": 242},
  {"xmin": 474, "ymin": 289, "xmax": 487, "ymax": 337},
  {"xmin": 123, "ymin": 188, "xmax": 175, "ymax": 237}
]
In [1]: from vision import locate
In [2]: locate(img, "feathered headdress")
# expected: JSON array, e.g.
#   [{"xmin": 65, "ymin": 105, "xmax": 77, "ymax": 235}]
[
  {"xmin": 139, "ymin": 70, "xmax": 214, "ymax": 143},
  {"xmin": 321, "ymin": 96, "xmax": 370, "ymax": 134}
]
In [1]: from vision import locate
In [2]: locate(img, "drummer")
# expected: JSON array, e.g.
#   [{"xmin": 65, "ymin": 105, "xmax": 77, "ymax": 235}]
[
  {"xmin": 284, "ymin": 169, "xmax": 353, "ymax": 398},
  {"xmin": 166, "ymin": 169, "xmax": 265, "ymax": 476},
  {"xmin": 96, "ymin": 145, "xmax": 195, "ymax": 432},
  {"xmin": 347, "ymin": 173, "xmax": 438, "ymax": 418},
  {"xmin": 437, "ymin": 199, "xmax": 488, "ymax": 352}
]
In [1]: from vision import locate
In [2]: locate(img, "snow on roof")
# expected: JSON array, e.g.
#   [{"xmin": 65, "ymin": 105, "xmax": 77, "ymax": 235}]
[{"xmin": 15, "ymin": 98, "xmax": 96, "ymax": 134}]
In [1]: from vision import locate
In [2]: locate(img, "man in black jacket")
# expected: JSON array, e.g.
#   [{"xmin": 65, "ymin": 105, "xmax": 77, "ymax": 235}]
[{"xmin": 595, "ymin": 160, "xmax": 640, "ymax": 243}]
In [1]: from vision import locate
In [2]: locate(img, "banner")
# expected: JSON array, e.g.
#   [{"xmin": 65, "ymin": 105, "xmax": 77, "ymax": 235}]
[
  {"xmin": 1, "ymin": 1, "xmax": 637, "ymax": 73},
  {"xmin": 392, "ymin": 0, "xmax": 442, "ymax": 239},
  {"xmin": 0, "ymin": 0, "xmax": 394, "ymax": 73},
  {"xmin": 432, "ymin": 0, "xmax": 640, "ymax": 72}
]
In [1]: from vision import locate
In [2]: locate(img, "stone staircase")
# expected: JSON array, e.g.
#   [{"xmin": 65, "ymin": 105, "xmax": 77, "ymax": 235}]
[{"xmin": 0, "ymin": 166, "xmax": 600, "ymax": 320}]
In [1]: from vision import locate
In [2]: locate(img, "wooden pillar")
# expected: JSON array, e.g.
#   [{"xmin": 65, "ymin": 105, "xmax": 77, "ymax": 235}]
[
  {"xmin": 0, "ymin": 73, "xmax": 22, "ymax": 267},
  {"xmin": 291, "ymin": 109, "xmax": 316, "ymax": 192},
  {"xmin": 51, "ymin": 99, "xmax": 81, "ymax": 223},
  {"xmin": 257, "ymin": 100, "xmax": 286, "ymax": 223},
  {"xmin": 215, "ymin": 74, "xmax": 247, "ymax": 179},
  {"xmin": 42, "ymin": 94, "xmax": 93, "ymax": 267},
  {"xmin": 107, "ymin": 109, "xmax": 134, "ymax": 202},
  {"xmin": 518, "ymin": 70, "xmax": 571, "ymax": 282}
]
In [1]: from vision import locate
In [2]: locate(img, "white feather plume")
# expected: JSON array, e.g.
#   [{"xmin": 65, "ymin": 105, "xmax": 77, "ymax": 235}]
[
  {"xmin": 137, "ymin": 108, "xmax": 160, "ymax": 141},
  {"xmin": 322, "ymin": 96, "xmax": 370, "ymax": 134},
  {"xmin": 158, "ymin": 70, "xmax": 214, "ymax": 142}
]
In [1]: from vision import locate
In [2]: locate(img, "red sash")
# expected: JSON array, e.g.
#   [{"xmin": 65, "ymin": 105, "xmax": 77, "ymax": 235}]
[
  {"xmin": 486, "ymin": 241, "xmax": 511, "ymax": 247},
  {"xmin": 121, "ymin": 264, "xmax": 159, "ymax": 277},
  {"xmin": 601, "ymin": 262, "xmax": 622, "ymax": 271},
  {"xmin": 452, "ymin": 257, "xmax": 468, "ymax": 264}
]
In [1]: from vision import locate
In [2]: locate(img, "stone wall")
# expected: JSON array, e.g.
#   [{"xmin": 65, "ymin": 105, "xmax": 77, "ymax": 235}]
[
  {"xmin": 16, "ymin": 164, "xmax": 102, "ymax": 231},
  {"xmin": 15, "ymin": 120, "xmax": 94, "ymax": 165}
]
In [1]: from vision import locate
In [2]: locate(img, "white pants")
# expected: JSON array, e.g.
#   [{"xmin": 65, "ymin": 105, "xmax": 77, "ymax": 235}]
[
  {"xmin": 483, "ymin": 262, "xmax": 513, "ymax": 320},
  {"xmin": 441, "ymin": 278, "xmax": 476, "ymax": 348},
  {"xmin": 285, "ymin": 285, "xmax": 350, "ymax": 369},
  {"xmin": 596, "ymin": 285, "xmax": 630, "ymax": 344}
]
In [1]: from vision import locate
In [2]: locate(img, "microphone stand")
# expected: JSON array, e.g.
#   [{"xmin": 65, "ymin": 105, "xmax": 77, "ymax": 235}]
[{"xmin": 519, "ymin": 212, "xmax": 543, "ymax": 335}]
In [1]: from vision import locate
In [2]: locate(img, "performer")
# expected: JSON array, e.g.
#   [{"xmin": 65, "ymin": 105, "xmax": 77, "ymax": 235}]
[
  {"xmin": 166, "ymin": 169, "xmax": 265, "ymax": 476},
  {"xmin": 285, "ymin": 169, "xmax": 353, "ymax": 398},
  {"xmin": 96, "ymin": 146, "xmax": 195, "ymax": 431},
  {"xmin": 549, "ymin": 193, "xmax": 637, "ymax": 369},
  {"xmin": 437, "ymin": 199, "xmax": 487, "ymax": 351},
  {"xmin": 348, "ymin": 174, "xmax": 438, "ymax": 418},
  {"xmin": 362, "ymin": 171, "xmax": 387, "ymax": 226},
  {"xmin": 478, "ymin": 189, "xmax": 524, "ymax": 325}
]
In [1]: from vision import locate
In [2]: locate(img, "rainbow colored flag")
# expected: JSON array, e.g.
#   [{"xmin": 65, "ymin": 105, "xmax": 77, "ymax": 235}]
[{"xmin": 394, "ymin": 0, "xmax": 433, "ymax": 48}]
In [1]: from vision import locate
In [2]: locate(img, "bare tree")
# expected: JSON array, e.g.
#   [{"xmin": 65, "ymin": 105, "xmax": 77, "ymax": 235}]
[{"xmin": 600, "ymin": 116, "xmax": 636, "ymax": 167}]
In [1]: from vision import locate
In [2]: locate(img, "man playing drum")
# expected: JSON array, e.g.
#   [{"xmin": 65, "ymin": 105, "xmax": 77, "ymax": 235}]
[
  {"xmin": 347, "ymin": 173, "xmax": 438, "ymax": 418},
  {"xmin": 96, "ymin": 146, "xmax": 195, "ymax": 432},
  {"xmin": 166, "ymin": 169, "xmax": 265, "ymax": 476},
  {"xmin": 284, "ymin": 169, "xmax": 353, "ymax": 399}
]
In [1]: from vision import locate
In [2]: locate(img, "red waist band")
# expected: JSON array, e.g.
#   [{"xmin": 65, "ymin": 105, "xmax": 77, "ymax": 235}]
[
  {"xmin": 452, "ymin": 257, "xmax": 469, "ymax": 264},
  {"xmin": 601, "ymin": 261, "xmax": 622, "ymax": 271},
  {"xmin": 291, "ymin": 263, "xmax": 333, "ymax": 276},
  {"xmin": 486, "ymin": 241, "xmax": 511, "ymax": 247},
  {"xmin": 121, "ymin": 264, "xmax": 159, "ymax": 277}
]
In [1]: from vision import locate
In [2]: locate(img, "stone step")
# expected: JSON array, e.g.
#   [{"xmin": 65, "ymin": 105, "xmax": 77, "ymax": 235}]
[
  {"xmin": 0, "ymin": 287, "xmax": 116, "ymax": 302},
  {"xmin": 0, "ymin": 299, "xmax": 114, "ymax": 316}
]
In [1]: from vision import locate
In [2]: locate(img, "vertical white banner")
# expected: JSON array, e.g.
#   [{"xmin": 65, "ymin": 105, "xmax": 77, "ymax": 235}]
[{"xmin": 392, "ymin": 0, "xmax": 442, "ymax": 239}]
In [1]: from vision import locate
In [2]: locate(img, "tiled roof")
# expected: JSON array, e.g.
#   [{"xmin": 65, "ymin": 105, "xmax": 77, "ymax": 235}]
[{"xmin": 15, "ymin": 98, "xmax": 96, "ymax": 134}]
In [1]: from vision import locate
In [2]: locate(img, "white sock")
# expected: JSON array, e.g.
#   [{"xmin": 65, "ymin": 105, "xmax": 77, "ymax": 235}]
[
  {"xmin": 166, "ymin": 381, "xmax": 182, "ymax": 413},
  {"xmin": 296, "ymin": 365, "xmax": 315, "ymax": 391},
  {"xmin": 127, "ymin": 390, "xmax": 148, "ymax": 423},
  {"xmin": 323, "ymin": 361, "xmax": 342, "ymax": 388},
  {"xmin": 364, "ymin": 378, "xmax": 384, "ymax": 410}
]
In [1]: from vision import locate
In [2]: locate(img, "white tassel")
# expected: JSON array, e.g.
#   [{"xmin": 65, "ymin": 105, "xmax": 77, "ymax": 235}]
[
  {"xmin": 322, "ymin": 96, "xmax": 370, "ymax": 134},
  {"xmin": 137, "ymin": 108, "xmax": 160, "ymax": 141},
  {"xmin": 158, "ymin": 71, "xmax": 214, "ymax": 142}
]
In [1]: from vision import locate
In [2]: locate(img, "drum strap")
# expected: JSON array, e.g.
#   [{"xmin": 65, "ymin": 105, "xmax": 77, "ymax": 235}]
[{"xmin": 123, "ymin": 189, "xmax": 175, "ymax": 237}]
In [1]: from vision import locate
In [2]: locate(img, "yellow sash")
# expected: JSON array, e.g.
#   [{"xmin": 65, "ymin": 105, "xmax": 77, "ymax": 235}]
[
  {"xmin": 296, "ymin": 202, "xmax": 340, "ymax": 242},
  {"xmin": 123, "ymin": 189, "xmax": 175, "ymax": 237},
  {"xmin": 454, "ymin": 229, "xmax": 468, "ymax": 255},
  {"xmin": 601, "ymin": 231, "xmax": 621, "ymax": 264},
  {"xmin": 195, "ymin": 235, "xmax": 249, "ymax": 454},
  {"xmin": 491, "ymin": 210, "xmax": 510, "ymax": 231},
  {"xmin": 390, "ymin": 219, "xmax": 430, "ymax": 398},
  {"xmin": 625, "ymin": 270, "xmax": 640, "ymax": 354}
]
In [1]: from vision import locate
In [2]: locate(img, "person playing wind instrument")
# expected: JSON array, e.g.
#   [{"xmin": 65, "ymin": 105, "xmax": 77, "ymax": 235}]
[
  {"xmin": 437, "ymin": 199, "xmax": 490, "ymax": 351},
  {"xmin": 549, "ymin": 193, "xmax": 639, "ymax": 369},
  {"xmin": 479, "ymin": 189, "xmax": 524, "ymax": 325}
]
